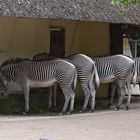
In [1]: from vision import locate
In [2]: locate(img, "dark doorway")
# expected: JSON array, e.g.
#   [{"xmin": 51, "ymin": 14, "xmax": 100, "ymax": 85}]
[
  {"xmin": 50, "ymin": 27, "xmax": 65, "ymax": 58},
  {"xmin": 110, "ymin": 24, "xmax": 123, "ymax": 55}
]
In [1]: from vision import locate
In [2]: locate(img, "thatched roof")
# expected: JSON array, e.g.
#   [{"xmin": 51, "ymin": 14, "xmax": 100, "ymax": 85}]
[{"xmin": 0, "ymin": 0, "xmax": 140, "ymax": 24}]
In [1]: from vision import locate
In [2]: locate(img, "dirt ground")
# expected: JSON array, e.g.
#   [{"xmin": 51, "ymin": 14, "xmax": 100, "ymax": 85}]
[{"xmin": 0, "ymin": 102, "xmax": 140, "ymax": 140}]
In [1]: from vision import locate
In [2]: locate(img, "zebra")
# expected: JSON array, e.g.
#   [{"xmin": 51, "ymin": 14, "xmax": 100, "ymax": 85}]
[
  {"xmin": 110, "ymin": 56, "xmax": 139, "ymax": 106},
  {"xmin": 33, "ymin": 53, "xmax": 100, "ymax": 112},
  {"xmin": 92, "ymin": 55, "xmax": 136, "ymax": 110},
  {"xmin": 0, "ymin": 58, "xmax": 77, "ymax": 114}
]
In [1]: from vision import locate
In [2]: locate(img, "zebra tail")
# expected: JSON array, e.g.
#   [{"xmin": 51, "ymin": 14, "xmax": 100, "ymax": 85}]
[
  {"xmin": 72, "ymin": 68, "xmax": 77, "ymax": 91},
  {"xmin": 132, "ymin": 62, "xmax": 137, "ymax": 85},
  {"xmin": 91, "ymin": 63, "xmax": 100, "ymax": 89}
]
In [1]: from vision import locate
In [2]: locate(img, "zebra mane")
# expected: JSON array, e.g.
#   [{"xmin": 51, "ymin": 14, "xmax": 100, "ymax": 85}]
[
  {"xmin": 33, "ymin": 52, "xmax": 51, "ymax": 58},
  {"xmin": 67, "ymin": 53, "xmax": 110, "ymax": 58},
  {"xmin": 33, "ymin": 52, "xmax": 56, "ymax": 61},
  {"xmin": 91, "ymin": 53, "xmax": 110, "ymax": 58},
  {"xmin": 65, "ymin": 53, "xmax": 79, "ymax": 58},
  {"xmin": 0, "ymin": 57, "xmax": 30, "ymax": 68},
  {"xmin": 93, "ymin": 54, "xmax": 133, "ymax": 59}
]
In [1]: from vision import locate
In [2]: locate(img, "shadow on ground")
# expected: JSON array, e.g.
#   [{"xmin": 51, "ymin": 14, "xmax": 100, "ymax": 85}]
[{"xmin": 0, "ymin": 88, "xmax": 140, "ymax": 115}]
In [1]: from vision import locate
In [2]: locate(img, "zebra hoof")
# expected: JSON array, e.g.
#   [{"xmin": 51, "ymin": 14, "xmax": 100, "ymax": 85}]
[
  {"xmin": 108, "ymin": 104, "xmax": 114, "ymax": 109},
  {"xmin": 90, "ymin": 108, "xmax": 95, "ymax": 113},
  {"xmin": 81, "ymin": 108, "xmax": 90, "ymax": 113},
  {"xmin": 82, "ymin": 108, "xmax": 89, "ymax": 113},
  {"xmin": 22, "ymin": 111, "xmax": 29, "ymax": 115},
  {"xmin": 114, "ymin": 106, "xmax": 120, "ymax": 111},
  {"xmin": 124, "ymin": 106, "xmax": 129, "ymax": 110},
  {"xmin": 59, "ymin": 112, "xmax": 65, "ymax": 116},
  {"xmin": 88, "ymin": 110, "xmax": 94, "ymax": 113},
  {"xmin": 66, "ymin": 111, "xmax": 73, "ymax": 115}
]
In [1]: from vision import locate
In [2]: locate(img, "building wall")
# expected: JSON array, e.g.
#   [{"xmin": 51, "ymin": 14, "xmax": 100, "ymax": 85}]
[
  {"xmin": 79, "ymin": 21, "xmax": 110, "ymax": 56},
  {"xmin": 79, "ymin": 21, "xmax": 110, "ymax": 97},
  {"xmin": 0, "ymin": 17, "xmax": 80, "ymax": 60},
  {"xmin": 0, "ymin": 17, "xmax": 110, "ymax": 97}
]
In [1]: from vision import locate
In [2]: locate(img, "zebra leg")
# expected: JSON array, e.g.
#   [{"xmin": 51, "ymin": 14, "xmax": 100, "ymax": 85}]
[
  {"xmin": 81, "ymin": 83, "xmax": 91, "ymax": 112},
  {"xmin": 109, "ymin": 82, "xmax": 117, "ymax": 107},
  {"xmin": 53, "ymin": 83, "xmax": 57, "ymax": 107},
  {"xmin": 69, "ymin": 89, "xmax": 75, "ymax": 114},
  {"xmin": 22, "ymin": 85, "xmax": 30, "ymax": 115},
  {"xmin": 56, "ymin": 79, "xmax": 71, "ymax": 114},
  {"xmin": 115, "ymin": 84, "xmax": 126, "ymax": 110},
  {"xmin": 124, "ymin": 83, "xmax": 131, "ymax": 110},
  {"xmin": 61, "ymin": 92, "xmax": 71, "ymax": 114},
  {"xmin": 58, "ymin": 82, "xmax": 71, "ymax": 114},
  {"xmin": 88, "ymin": 84, "xmax": 96, "ymax": 112},
  {"xmin": 48, "ymin": 86, "xmax": 52, "ymax": 109},
  {"xmin": 48, "ymin": 83, "xmax": 57, "ymax": 108},
  {"xmin": 90, "ymin": 92, "xmax": 96, "ymax": 112}
]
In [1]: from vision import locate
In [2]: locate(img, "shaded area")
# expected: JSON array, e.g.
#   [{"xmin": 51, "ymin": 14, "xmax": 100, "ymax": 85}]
[{"xmin": 0, "ymin": 88, "xmax": 109, "ymax": 115}]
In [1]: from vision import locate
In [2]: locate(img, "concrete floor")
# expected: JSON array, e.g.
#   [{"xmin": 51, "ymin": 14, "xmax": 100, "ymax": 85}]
[{"xmin": 0, "ymin": 101, "xmax": 140, "ymax": 140}]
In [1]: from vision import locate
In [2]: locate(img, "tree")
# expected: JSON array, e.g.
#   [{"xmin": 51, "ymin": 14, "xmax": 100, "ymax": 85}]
[{"xmin": 112, "ymin": 0, "xmax": 139, "ymax": 7}]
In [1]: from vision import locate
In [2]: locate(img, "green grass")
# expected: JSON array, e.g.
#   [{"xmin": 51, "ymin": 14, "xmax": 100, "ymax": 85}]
[
  {"xmin": 0, "ymin": 89, "xmax": 110, "ymax": 116},
  {"xmin": 0, "ymin": 95, "xmax": 24, "ymax": 115}
]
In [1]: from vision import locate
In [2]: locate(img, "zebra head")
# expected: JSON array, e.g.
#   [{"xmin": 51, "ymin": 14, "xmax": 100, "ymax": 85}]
[{"xmin": 0, "ymin": 73, "xmax": 8, "ymax": 97}]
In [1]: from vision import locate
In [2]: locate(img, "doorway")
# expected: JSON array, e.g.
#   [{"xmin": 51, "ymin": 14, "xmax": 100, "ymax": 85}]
[{"xmin": 50, "ymin": 27, "xmax": 65, "ymax": 58}]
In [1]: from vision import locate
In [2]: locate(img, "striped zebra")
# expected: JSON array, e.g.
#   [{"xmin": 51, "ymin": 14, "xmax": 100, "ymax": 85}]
[
  {"xmin": 0, "ymin": 58, "xmax": 77, "ymax": 114},
  {"xmin": 33, "ymin": 53, "xmax": 100, "ymax": 112},
  {"xmin": 110, "ymin": 57, "xmax": 139, "ymax": 106},
  {"xmin": 92, "ymin": 55, "xmax": 136, "ymax": 110}
]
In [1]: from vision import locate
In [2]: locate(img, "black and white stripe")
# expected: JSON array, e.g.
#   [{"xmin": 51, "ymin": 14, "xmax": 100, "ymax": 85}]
[
  {"xmin": 33, "ymin": 53, "xmax": 100, "ymax": 112},
  {"xmin": 0, "ymin": 58, "xmax": 77, "ymax": 114},
  {"xmin": 92, "ymin": 55, "xmax": 135, "ymax": 110}
]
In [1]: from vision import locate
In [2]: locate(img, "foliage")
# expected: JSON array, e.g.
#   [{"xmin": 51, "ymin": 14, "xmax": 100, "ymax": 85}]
[
  {"xmin": 129, "ymin": 33, "xmax": 140, "ymax": 41},
  {"xmin": 112, "ymin": 0, "xmax": 139, "ymax": 7}
]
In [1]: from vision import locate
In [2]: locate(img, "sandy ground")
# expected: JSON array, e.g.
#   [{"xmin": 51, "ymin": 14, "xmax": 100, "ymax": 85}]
[{"xmin": 1, "ymin": 102, "xmax": 140, "ymax": 140}]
